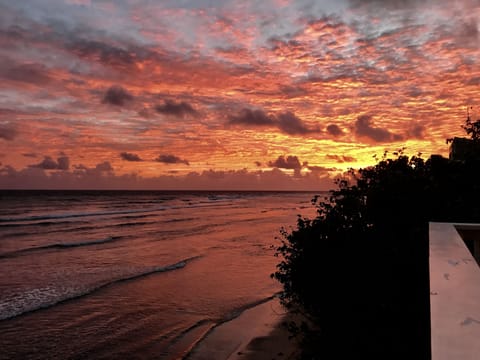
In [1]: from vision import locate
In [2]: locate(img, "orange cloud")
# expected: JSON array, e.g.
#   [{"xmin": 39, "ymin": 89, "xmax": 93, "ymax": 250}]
[{"xmin": 1, "ymin": 1, "xmax": 480, "ymax": 189}]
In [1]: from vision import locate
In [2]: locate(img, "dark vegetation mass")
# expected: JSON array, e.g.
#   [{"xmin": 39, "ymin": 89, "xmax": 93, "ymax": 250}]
[{"xmin": 273, "ymin": 117, "xmax": 480, "ymax": 359}]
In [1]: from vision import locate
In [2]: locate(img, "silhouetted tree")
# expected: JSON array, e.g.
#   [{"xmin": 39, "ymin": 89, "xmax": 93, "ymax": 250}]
[
  {"xmin": 273, "ymin": 151, "xmax": 480, "ymax": 359},
  {"xmin": 462, "ymin": 107, "xmax": 480, "ymax": 141}
]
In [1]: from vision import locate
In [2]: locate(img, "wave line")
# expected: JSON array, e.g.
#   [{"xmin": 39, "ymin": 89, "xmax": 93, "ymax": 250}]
[
  {"xmin": 0, "ymin": 236, "xmax": 125, "ymax": 259},
  {"xmin": 183, "ymin": 293, "xmax": 281, "ymax": 359},
  {"xmin": 0, "ymin": 255, "xmax": 203, "ymax": 321}
]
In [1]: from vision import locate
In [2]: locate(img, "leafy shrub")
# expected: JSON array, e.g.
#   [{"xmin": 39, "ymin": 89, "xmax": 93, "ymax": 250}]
[{"xmin": 273, "ymin": 153, "xmax": 480, "ymax": 359}]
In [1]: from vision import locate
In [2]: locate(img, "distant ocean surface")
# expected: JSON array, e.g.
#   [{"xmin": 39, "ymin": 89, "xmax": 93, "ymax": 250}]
[{"xmin": 0, "ymin": 190, "xmax": 319, "ymax": 359}]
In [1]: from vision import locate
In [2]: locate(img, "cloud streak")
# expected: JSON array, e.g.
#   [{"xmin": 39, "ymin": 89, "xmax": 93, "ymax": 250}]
[
  {"xmin": 155, "ymin": 154, "xmax": 190, "ymax": 165},
  {"xmin": 228, "ymin": 109, "xmax": 320, "ymax": 135},
  {"xmin": 103, "ymin": 86, "xmax": 133, "ymax": 106},
  {"xmin": 155, "ymin": 100, "xmax": 198, "ymax": 117},
  {"xmin": 268, "ymin": 155, "xmax": 302, "ymax": 170},
  {"xmin": 29, "ymin": 156, "xmax": 70, "ymax": 170},
  {"xmin": 326, "ymin": 154, "xmax": 357, "ymax": 163},
  {"xmin": 354, "ymin": 115, "xmax": 403, "ymax": 143},
  {"xmin": 120, "ymin": 152, "xmax": 142, "ymax": 161}
]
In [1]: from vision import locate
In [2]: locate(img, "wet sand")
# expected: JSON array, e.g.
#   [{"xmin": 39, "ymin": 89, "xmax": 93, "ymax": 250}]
[{"xmin": 188, "ymin": 298, "xmax": 300, "ymax": 360}]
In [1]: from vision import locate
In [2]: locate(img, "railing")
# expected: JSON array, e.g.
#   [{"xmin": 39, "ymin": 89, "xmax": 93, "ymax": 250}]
[{"xmin": 430, "ymin": 222, "xmax": 480, "ymax": 360}]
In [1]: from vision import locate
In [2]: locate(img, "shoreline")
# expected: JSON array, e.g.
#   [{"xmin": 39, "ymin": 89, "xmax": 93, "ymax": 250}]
[{"xmin": 187, "ymin": 297, "xmax": 300, "ymax": 360}]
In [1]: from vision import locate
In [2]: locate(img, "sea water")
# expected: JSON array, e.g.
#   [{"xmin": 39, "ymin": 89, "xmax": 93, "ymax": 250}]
[{"xmin": 0, "ymin": 190, "xmax": 319, "ymax": 359}]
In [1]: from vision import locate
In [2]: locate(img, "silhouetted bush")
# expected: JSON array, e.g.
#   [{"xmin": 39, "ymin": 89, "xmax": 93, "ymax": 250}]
[{"xmin": 273, "ymin": 153, "xmax": 480, "ymax": 359}]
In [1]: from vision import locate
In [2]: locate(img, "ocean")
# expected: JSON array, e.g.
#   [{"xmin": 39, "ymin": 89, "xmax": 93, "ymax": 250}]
[{"xmin": 0, "ymin": 190, "xmax": 319, "ymax": 359}]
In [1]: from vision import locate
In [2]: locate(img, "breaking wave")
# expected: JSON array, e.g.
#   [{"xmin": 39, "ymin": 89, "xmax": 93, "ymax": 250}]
[{"xmin": 0, "ymin": 255, "xmax": 203, "ymax": 321}]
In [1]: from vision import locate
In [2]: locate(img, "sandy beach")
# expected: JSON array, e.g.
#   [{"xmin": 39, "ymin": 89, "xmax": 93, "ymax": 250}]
[{"xmin": 188, "ymin": 297, "xmax": 300, "ymax": 360}]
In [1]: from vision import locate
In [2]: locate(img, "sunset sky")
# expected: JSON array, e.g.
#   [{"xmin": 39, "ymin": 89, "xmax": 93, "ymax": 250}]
[{"xmin": 1, "ymin": 0, "xmax": 479, "ymax": 190}]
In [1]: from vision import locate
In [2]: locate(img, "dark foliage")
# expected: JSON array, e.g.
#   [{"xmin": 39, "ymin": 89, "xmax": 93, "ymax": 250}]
[
  {"xmin": 462, "ymin": 111, "xmax": 480, "ymax": 141},
  {"xmin": 273, "ymin": 152, "xmax": 480, "ymax": 359}
]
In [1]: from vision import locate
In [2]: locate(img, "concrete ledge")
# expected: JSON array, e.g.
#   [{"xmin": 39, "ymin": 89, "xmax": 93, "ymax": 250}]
[{"xmin": 430, "ymin": 222, "xmax": 480, "ymax": 360}]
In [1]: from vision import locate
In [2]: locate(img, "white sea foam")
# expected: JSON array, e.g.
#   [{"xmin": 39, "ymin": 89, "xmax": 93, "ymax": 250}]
[{"xmin": 0, "ymin": 256, "xmax": 202, "ymax": 321}]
